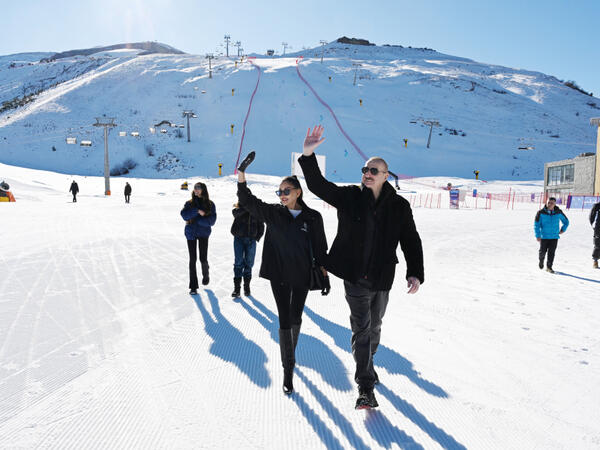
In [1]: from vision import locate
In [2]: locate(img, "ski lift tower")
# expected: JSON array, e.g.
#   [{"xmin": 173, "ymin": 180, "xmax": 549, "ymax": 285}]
[
  {"xmin": 206, "ymin": 53, "xmax": 214, "ymax": 78},
  {"xmin": 320, "ymin": 40, "xmax": 327, "ymax": 63},
  {"xmin": 591, "ymin": 117, "xmax": 600, "ymax": 195},
  {"xmin": 182, "ymin": 111, "xmax": 196, "ymax": 143},
  {"xmin": 424, "ymin": 120, "xmax": 440, "ymax": 148},
  {"xmin": 93, "ymin": 117, "xmax": 117, "ymax": 195}
]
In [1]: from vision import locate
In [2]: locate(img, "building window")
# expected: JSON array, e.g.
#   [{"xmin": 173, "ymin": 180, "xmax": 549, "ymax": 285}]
[{"xmin": 547, "ymin": 164, "xmax": 574, "ymax": 186}]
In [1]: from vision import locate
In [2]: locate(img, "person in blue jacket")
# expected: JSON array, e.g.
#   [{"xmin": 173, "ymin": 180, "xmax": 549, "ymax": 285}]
[
  {"xmin": 181, "ymin": 182, "xmax": 217, "ymax": 294},
  {"xmin": 534, "ymin": 197, "xmax": 569, "ymax": 273}
]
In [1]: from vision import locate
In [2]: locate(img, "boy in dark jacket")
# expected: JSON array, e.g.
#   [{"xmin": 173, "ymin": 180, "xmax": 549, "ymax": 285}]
[
  {"xmin": 534, "ymin": 197, "xmax": 569, "ymax": 273},
  {"xmin": 230, "ymin": 203, "xmax": 265, "ymax": 297},
  {"xmin": 590, "ymin": 201, "xmax": 600, "ymax": 268},
  {"xmin": 299, "ymin": 125, "xmax": 424, "ymax": 409}
]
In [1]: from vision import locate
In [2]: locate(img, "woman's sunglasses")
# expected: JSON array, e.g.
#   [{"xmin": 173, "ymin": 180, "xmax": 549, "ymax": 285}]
[
  {"xmin": 361, "ymin": 167, "xmax": 385, "ymax": 176},
  {"xmin": 276, "ymin": 188, "xmax": 296, "ymax": 196}
]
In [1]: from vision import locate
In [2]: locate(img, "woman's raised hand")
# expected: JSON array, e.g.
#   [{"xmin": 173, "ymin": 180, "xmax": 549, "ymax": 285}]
[{"xmin": 303, "ymin": 125, "xmax": 325, "ymax": 156}]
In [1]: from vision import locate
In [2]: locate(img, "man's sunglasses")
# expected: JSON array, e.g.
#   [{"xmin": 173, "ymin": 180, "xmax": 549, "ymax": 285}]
[
  {"xmin": 361, "ymin": 167, "xmax": 386, "ymax": 176},
  {"xmin": 276, "ymin": 188, "xmax": 296, "ymax": 196}
]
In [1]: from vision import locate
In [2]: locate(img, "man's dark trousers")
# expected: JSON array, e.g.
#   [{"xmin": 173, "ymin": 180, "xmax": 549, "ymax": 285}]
[
  {"xmin": 539, "ymin": 239, "xmax": 558, "ymax": 268},
  {"xmin": 344, "ymin": 279, "xmax": 390, "ymax": 390}
]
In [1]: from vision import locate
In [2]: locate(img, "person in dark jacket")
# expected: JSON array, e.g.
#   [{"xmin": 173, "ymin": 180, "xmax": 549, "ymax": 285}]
[
  {"xmin": 299, "ymin": 125, "xmax": 424, "ymax": 410},
  {"xmin": 230, "ymin": 203, "xmax": 265, "ymax": 297},
  {"xmin": 124, "ymin": 182, "xmax": 132, "ymax": 203},
  {"xmin": 590, "ymin": 201, "xmax": 600, "ymax": 269},
  {"xmin": 69, "ymin": 180, "xmax": 79, "ymax": 202},
  {"xmin": 534, "ymin": 197, "xmax": 569, "ymax": 273},
  {"xmin": 237, "ymin": 161, "xmax": 329, "ymax": 395},
  {"xmin": 180, "ymin": 182, "xmax": 217, "ymax": 294}
]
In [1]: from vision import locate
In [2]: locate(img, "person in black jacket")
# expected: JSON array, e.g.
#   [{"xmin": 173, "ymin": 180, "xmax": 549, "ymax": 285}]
[
  {"xmin": 590, "ymin": 201, "xmax": 600, "ymax": 268},
  {"xmin": 237, "ymin": 162, "xmax": 329, "ymax": 395},
  {"xmin": 69, "ymin": 180, "xmax": 79, "ymax": 202},
  {"xmin": 180, "ymin": 182, "xmax": 217, "ymax": 294},
  {"xmin": 299, "ymin": 125, "xmax": 424, "ymax": 410},
  {"xmin": 230, "ymin": 203, "xmax": 265, "ymax": 297},
  {"xmin": 124, "ymin": 182, "xmax": 132, "ymax": 203}
]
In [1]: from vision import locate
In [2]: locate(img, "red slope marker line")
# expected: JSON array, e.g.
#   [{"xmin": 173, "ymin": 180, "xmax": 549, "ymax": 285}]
[
  {"xmin": 296, "ymin": 59, "xmax": 451, "ymax": 191},
  {"xmin": 233, "ymin": 58, "xmax": 262, "ymax": 174},
  {"xmin": 296, "ymin": 60, "xmax": 368, "ymax": 161}
]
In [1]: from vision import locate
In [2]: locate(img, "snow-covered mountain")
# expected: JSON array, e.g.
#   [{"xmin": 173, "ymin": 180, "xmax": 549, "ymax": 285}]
[{"xmin": 0, "ymin": 39, "xmax": 598, "ymax": 181}]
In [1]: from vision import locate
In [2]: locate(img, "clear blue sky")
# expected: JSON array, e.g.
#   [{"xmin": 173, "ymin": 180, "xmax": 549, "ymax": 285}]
[{"xmin": 1, "ymin": 0, "xmax": 598, "ymax": 97}]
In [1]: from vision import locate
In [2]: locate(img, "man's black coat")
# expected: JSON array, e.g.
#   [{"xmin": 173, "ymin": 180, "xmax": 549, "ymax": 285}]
[
  {"xmin": 590, "ymin": 202, "xmax": 600, "ymax": 233},
  {"xmin": 299, "ymin": 153, "xmax": 424, "ymax": 290}
]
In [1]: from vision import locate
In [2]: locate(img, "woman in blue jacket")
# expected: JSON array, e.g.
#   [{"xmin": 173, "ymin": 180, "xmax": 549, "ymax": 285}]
[
  {"xmin": 534, "ymin": 197, "xmax": 569, "ymax": 273},
  {"xmin": 181, "ymin": 182, "xmax": 217, "ymax": 294}
]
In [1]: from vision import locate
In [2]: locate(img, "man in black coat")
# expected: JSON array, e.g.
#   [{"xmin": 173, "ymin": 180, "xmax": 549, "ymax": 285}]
[
  {"xmin": 590, "ymin": 201, "xmax": 600, "ymax": 268},
  {"xmin": 298, "ymin": 125, "xmax": 424, "ymax": 410},
  {"xmin": 124, "ymin": 182, "xmax": 132, "ymax": 203},
  {"xmin": 69, "ymin": 180, "xmax": 79, "ymax": 202}
]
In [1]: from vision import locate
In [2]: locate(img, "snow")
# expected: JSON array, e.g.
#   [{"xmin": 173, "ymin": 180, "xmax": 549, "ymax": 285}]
[
  {"xmin": 1, "ymin": 161, "xmax": 599, "ymax": 449},
  {"xmin": 0, "ymin": 42, "xmax": 598, "ymax": 181}
]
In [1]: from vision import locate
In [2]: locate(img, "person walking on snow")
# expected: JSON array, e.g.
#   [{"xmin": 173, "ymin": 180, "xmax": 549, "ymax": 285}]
[
  {"xmin": 0, "ymin": 181, "xmax": 15, "ymax": 202},
  {"xmin": 230, "ymin": 202, "xmax": 264, "ymax": 297},
  {"xmin": 534, "ymin": 197, "xmax": 569, "ymax": 273},
  {"xmin": 298, "ymin": 125, "xmax": 424, "ymax": 410},
  {"xmin": 237, "ymin": 152, "xmax": 329, "ymax": 395},
  {"xmin": 589, "ymin": 201, "xmax": 600, "ymax": 269},
  {"xmin": 69, "ymin": 180, "xmax": 79, "ymax": 202},
  {"xmin": 181, "ymin": 182, "xmax": 217, "ymax": 294},
  {"xmin": 124, "ymin": 182, "xmax": 132, "ymax": 203}
]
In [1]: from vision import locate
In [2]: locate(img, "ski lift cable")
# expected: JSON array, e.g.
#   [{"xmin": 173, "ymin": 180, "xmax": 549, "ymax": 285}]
[{"xmin": 466, "ymin": 129, "xmax": 595, "ymax": 147}]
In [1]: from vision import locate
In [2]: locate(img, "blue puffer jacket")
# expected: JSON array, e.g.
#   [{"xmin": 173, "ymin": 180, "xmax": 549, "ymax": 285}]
[
  {"xmin": 181, "ymin": 198, "xmax": 217, "ymax": 240},
  {"xmin": 534, "ymin": 206, "xmax": 569, "ymax": 239}
]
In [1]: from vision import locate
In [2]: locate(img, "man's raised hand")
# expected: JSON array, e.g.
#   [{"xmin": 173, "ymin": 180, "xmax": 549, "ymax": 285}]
[{"xmin": 303, "ymin": 125, "xmax": 325, "ymax": 156}]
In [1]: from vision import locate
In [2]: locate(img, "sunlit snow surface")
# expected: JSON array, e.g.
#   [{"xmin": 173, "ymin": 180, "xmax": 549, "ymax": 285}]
[{"xmin": 0, "ymin": 162, "xmax": 599, "ymax": 449}]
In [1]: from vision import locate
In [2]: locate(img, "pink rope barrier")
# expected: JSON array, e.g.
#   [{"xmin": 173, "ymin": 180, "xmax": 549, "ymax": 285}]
[{"xmin": 233, "ymin": 58, "xmax": 262, "ymax": 174}]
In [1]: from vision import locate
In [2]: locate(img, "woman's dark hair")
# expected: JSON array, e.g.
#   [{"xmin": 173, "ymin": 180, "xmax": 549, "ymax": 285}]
[
  {"xmin": 189, "ymin": 182, "xmax": 212, "ymax": 214},
  {"xmin": 280, "ymin": 175, "xmax": 305, "ymax": 206},
  {"xmin": 190, "ymin": 182, "xmax": 210, "ymax": 203}
]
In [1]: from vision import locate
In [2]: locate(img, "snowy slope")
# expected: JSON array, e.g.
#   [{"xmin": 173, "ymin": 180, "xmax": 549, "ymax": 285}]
[
  {"xmin": 0, "ymin": 162, "xmax": 599, "ymax": 449},
  {"xmin": 0, "ymin": 41, "xmax": 598, "ymax": 181}
]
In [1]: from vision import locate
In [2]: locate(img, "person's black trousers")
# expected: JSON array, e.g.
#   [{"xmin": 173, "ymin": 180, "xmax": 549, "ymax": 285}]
[
  {"xmin": 593, "ymin": 234, "xmax": 600, "ymax": 261},
  {"xmin": 125, "ymin": 194, "xmax": 130, "ymax": 203},
  {"xmin": 270, "ymin": 281, "xmax": 309, "ymax": 330},
  {"xmin": 539, "ymin": 239, "xmax": 558, "ymax": 268},
  {"xmin": 187, "ymin": 237, "xmax": 209, "ymax": 290},
  {"xmin": 344, "ymin": 279, "xmax": 390, "ymax": 390}
]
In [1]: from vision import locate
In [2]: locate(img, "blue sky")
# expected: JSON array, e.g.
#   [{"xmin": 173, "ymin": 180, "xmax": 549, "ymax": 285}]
[{"xmin": 1, "ymin": 0, "xmax": 598, "ymax": 97}]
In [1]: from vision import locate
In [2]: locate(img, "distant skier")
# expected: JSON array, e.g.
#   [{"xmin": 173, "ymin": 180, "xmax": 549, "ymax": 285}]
[
  {"xmin": 590, "ymin": 201, "xmax": 600, "ymax": 269},
  {"xmin": 237, "ymin": 151, "xmax": 329, "ymax": 395},
  {"xmin": 534, "ymin": 197, "xmax": 569, "ymax": 273},
  {"xmin": 230, "ymin": 202, "xmax": 264, "ymax": 297},
  {"xmin": 124, "ymin": 182, "xmax": 132, "ymax": 203},
  {"xmin": 299, "ymin": 125, "xmax": 424, "ymax": 410},
  {"xmin": 69, "ymin": 180, "xmax": 79, "ymax": 202},
  {"xmin": 0, "ymin": 181, "xmax": 16, "ymax": 202},
  {"xmin": 180, "ymin": 182, "xmax": 216, "ymax": 294}
]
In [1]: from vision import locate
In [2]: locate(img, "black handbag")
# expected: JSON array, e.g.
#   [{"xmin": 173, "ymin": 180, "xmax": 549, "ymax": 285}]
[{"xmin": 307, "ymin": 225, "xmax": 330, "ymax": 295}]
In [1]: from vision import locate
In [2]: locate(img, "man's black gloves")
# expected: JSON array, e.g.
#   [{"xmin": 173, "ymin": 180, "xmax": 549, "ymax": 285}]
[
  {"xmin": 321, "ymin": 275, "xmax": 331, "ymax": 296},
  {"xmin": 238, "ymin": 151, "xmax": 255, "ymax": 172}
]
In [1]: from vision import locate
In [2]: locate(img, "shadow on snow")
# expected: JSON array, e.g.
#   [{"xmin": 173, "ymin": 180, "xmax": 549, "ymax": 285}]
[{"xmin": 191, "ymin": 289, "xmax": 270, "ymax": 388}]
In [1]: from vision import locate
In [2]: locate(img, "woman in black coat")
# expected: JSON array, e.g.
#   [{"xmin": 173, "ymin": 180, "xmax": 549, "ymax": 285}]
[{"xmin": 237, "ymin": 160, "xmax": 328, "ymax": 395}]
